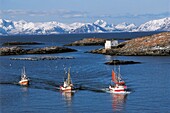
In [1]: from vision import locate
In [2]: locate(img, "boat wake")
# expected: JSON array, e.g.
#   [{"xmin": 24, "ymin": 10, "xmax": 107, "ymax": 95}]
[
  {"xmin": 0, "ymin": 82, "xmax": 19, "ymax": 85},
  {"xmin": 0, "ymin": 78, "xmax": 133, "ymax": 94},
  {"xmin": 107, "ymin": 90, "xmax": 131, "ymax": 94},
  {"xmin": 79, "ymin": 86, "xmax": 106, "ymax": 93},
  {"xmin": 96, "ymin": 88, "xmax": 132, "ymax": 94}
]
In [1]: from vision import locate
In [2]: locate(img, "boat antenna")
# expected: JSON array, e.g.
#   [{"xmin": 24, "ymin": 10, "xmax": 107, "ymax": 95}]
[
  {"xmin": 63, "ymin": 65, "xmax": 67, "ymax": 74},
  {"xmin": 63, "ymin": 65, "xmax": 67, "ymax": 81},
  {"xmin": 67, "ymin": 67, "xmax": 71, "ymax": 85},
  {"xmin": 22, "ymin": 66, "xmax": 26, "ymax": 78},
  {"xmin": 113, "ymin": 58, "xmax": 116, "ymax": 72},
  {"xmin": 118, "ymin": 65, "xmax": 122, "ymax": 80}
]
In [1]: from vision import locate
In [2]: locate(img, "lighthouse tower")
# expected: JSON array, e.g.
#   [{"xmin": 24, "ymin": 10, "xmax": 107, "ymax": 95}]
[{"xmin": 105, "ymin": 40, "xmax": 118, "ymax": 49}]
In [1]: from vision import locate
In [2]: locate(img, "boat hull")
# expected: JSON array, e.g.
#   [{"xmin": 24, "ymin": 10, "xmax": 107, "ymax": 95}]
[
  {"xmin": 19, "ymin": 80, "xmax": 29, "ymax": 86},
  {"xmin": 60, "ymin": 86, "xmax": 73, "ymax": 92},
  {"xmin": 109, "ymin": 85, "xmax": 128, "ymax": 94}
]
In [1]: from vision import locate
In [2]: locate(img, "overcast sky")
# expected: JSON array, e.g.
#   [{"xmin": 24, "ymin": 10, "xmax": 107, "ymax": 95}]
[{"xmin": 0, "ymin": 0, "xmax": 169, "ymax": 25}]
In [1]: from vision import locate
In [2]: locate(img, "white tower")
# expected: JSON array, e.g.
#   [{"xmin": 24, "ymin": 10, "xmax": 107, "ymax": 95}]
[
  {"xmin": 105, "ymin": 40, "xmax": 112, "ymax": 49},
  {"xmin": 105, "ymin": 40, "xmax": 118, "ymax": 49}
]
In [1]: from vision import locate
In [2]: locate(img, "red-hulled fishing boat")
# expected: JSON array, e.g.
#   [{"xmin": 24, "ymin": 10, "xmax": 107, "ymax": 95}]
[
  {"xmin": 19, "ymin": 67, "xmax": 29, "ymax": 86},
  {"xmin": 60, "ymin": 68, "xmax": 74, "ymax": 92},
  {"xmin": 109, "ymin": 68, "xmax": 128, "ymax": 94}
]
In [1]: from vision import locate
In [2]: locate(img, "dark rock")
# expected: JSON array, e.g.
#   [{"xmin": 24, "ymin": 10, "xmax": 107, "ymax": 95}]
[
  {"xmin": 2, "ymin": 41, "xmax": 43, "ymax": 46},
  {"xmin": 0, "ymin": 46, "xmax": 26, "ymax": 56},
  {"xmin": 105, "ymin": 60, "xmax": 141, "ymax": 65},
  {"xmin": 0, "ymin": 46, "xmax": 77, "ymax": 56},
  {"xmin": 65, "ymin": 38, "xmax": 106, "ymax": 46},
  {"xmin": 27, "ymin": 46, "xmax": 77, "ymax": 54}
]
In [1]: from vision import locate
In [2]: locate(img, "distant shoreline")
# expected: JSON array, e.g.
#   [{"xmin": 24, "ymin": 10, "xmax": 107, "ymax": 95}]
[{"xmin": 0, "ymin": 31, "xmax": 163, "ymax": 39}]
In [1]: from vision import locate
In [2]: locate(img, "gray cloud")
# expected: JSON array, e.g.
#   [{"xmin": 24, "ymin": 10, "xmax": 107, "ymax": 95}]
[
  {"xmin": 1, "ymin": 9, "xmax": 169, "ymax": 21},
  {"xmin": 0, "ymin": 9, "xmax": 87, "ymax": 18},
  {"xmin": 113, "ymin": 12, "xmax": 170, "ymax": 19},
  {"xmin": 85, "ymin": 12, "xmax": 170, "ymax": 19}
]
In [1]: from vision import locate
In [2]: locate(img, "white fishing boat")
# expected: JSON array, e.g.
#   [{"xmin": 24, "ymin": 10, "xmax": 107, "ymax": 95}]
[
  {"xmin": 19, "ymin": 67, "xmax": 29, "ymax": 86},
  {"xmin": 109, "ymin": 67, "xmax": 128, "ymax": 94},
  {"xmin": 60, "ymin": 68, "xmax": 74, "ymax": 92}
]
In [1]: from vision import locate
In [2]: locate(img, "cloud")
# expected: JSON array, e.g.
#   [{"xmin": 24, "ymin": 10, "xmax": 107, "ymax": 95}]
[
  {"xmin": 85, "ymin": 12, "xmax": 170, "ymax": 19},
  {"xmin": 113, "ymin": 12, "xmax": 170, "ymax": 19},
  {"xmin": 138, "ymin": 12, "xmax": 170, "ymax": 18},
  {"xmin": 0, "ymin": 10, "xmax": 27, "ymax": 15},
  {"xmin": 1, "ymin": 9, "xmax": 169, "ymax": 23},
  {"xmin": 0, "ymin": 9, "xmax": 87, "ymax": 18}
]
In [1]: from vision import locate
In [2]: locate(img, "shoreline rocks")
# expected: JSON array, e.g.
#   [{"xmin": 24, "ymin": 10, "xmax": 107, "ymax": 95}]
[
  {"xmin": 0, "ymin": 46, "xmax": 77, "ymax": 56},
  {"xmin": 89, "ymin": 32, "xmax": 170, "ymax": 56},
  {"xmin": 65, "ymin": 38, "xmax": 106, "ymax": 46},
  {"xmin": 27, "ymin": 46, "xmax": 77, "ymax": 54},
  {"xmin": 2, "ymin": 41, "xmax": 43, "ymax": 46},
  {"xmin": 105, "ymin": 60, "xmax": 141, "ymax": 65},
  {"xmin": 0, "ymin": 46, "xmax": 26, "ymax": 56}
]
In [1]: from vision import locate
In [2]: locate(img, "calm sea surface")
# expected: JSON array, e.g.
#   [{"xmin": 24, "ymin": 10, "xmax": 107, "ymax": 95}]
[{"xmin": 0, "ymin": 32, "xmax": 170, "ymax": 113}]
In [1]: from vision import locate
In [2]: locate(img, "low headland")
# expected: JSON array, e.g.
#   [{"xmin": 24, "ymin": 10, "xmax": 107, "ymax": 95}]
[
  {"xmin": 89, "ymin": 32, "xmax": 170, "ymax": 56},
  {"xmin": 2, "ymin": 41, "xmax": 43, "ymax": 46},
  {"xmin": 65, "ymin": 38, "xmax": 106, "ymax": 46},
  {"xmin": 0, "ymin": 46, "xmax": 77, "ymax": 56}
]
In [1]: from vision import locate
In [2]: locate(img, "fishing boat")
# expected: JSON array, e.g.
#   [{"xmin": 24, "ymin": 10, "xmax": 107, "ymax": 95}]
[
  {"xmin": 60, "ymin": 68, "xmax": 74, "ymax": 92},
  {"xmin": 109, "ymin": 67, "xmax": 128, "ymax": 94},
  {"xmin": 19, "ymin": 67, "xmax": 29, "ymax": 86}
]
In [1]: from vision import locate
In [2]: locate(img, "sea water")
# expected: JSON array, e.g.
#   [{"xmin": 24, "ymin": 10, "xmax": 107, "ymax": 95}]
[{"xmin": 0, "ymin": 32, "xmax": 169, "ymax": 113}]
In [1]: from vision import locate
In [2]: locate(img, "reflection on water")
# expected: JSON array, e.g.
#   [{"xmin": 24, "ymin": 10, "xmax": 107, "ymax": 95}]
[
  {"xmin": 112, "ymin": 94, "xmax": 127, "ymax": 112},
  {"xmin": 105, "ymin": 55, "xmax": 113, "ymax": 61},
  {"xmin": 1, "ymin": 33, "xmax": 170, "ymax": 113},
  {"xmin": 20, "ymin": 86, "xmax": 29, "ymax": 105},
  {"xmin": 61, "ymin": 91, "xmax": 75, "ymax": 106},
  {"xmin": 20, "ymin": 86, "xmax": 29, "ymax": 93}
]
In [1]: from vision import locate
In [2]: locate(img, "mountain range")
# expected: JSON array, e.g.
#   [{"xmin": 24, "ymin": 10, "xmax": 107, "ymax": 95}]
[{"xmin": 0, "ymin": 17, "xmax": 169, "ymax": 35}]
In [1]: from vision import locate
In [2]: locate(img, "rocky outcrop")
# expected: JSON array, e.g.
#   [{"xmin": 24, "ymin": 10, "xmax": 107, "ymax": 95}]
[
  {"xmin": 65, "ymin": 38, "xmax": 106, "ymax": 46},
  {"xmin": 105, "ymin": 60, "xmax": 141, "ymax": 65},
  {"xmin": 0, "ymin": 46, "xmax": 77, "ymax": 56},
  {"xmin": 2, "ymin": 42, "xmax": 43, "ymax": 46},
  {"xmin": 89, "ymin": 32, "xmax": 170, "ymax": 56},
  {"xmin": 27, "ymin": 46, "xmax": 76, "ymax": 54},
  {"xmin": 0, "ymin": 46, "xmax": 26, "ymax": 55}
]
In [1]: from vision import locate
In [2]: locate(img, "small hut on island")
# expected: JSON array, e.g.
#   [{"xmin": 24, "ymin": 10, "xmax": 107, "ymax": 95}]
[{"xmin": 105, "ymin": 40, "xmax": 118, "ymax": 49}]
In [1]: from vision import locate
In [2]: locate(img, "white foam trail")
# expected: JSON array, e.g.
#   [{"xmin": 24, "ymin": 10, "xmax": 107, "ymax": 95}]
[{"xmin": 100, "ymin": 88, "xmax": 131, "ymax": 94}]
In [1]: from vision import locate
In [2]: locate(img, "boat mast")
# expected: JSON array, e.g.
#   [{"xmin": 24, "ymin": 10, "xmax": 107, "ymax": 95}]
[
  {"xmin": 21, "ymin": 66, "xmax": 26, "ymax": 77},
  {"xmin": 67, "ymin": 68, "xmax": 71, "ymax": 85},
  {"xmin": 23, "ymin": 66, "xmax": 27, "ymax": 78},
  {"xmin": 118, "ymin": 65, "xmax": 121, "ymax": 82},
  {"xmin": 63, "ymin": 67, "xmax": 67, "ymax": 81}
]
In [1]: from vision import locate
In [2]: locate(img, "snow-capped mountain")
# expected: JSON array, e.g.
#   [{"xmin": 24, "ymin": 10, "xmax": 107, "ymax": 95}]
[
  {"xmin": 94, "ymin": 20, "xmax": 116, "ymax": 31},
  {"xmin": 0, "ymin": 19, "xmax": 15, "ymax": 35},
  {"xmin": 72, "ymin": 23, "xmax": 107, "ymax": 33},
  {"xmin": 115, "ymin": 22, "xmax": 137, "ymax": 31},
  {"xmin": 137, "ymin": 17, "xmax": 170, "ymax": 31},
  {"xmin": 0, "ymin": 17, "xmax": 169, "ymax": 35}
]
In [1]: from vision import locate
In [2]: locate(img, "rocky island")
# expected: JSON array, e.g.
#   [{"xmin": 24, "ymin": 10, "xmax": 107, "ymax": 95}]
[
  {"xmin": 105, "ymin": 60, "xmax": 141, "ymax": 65},
  {"xmin": 65, "ymin": 38, "xmax": 106, "ymax": 46},
  {"xmin": 0, "ymin": 46, "xmax": 77, "ymax": 56},
  {"xmin": 2, "ymin": 41, "xmax": 43, "ymax": 46},
  {"xmin": 89, "ymin": 32, "xmax": 170, "ymax": 56}
]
